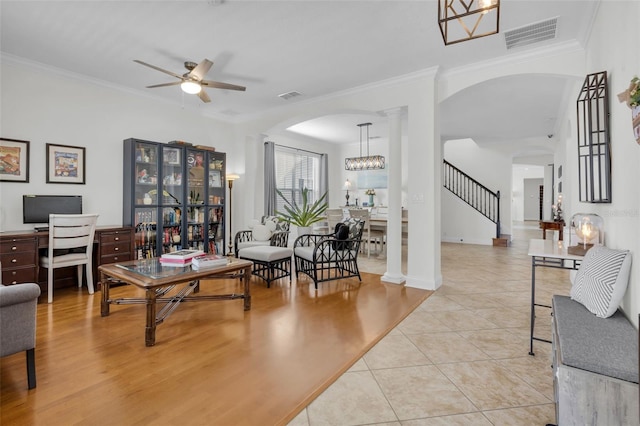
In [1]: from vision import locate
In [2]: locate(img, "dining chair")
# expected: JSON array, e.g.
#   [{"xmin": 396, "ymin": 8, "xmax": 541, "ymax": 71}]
[
  {"xmin": 348, "ymin": 209, "xmax": 384, "ymax": 257},
  {"xmin": 40, "ymin": 214, "xmax": 99, "ymax": 303},
  {"xmin": 325, "ymin": 209, "xmax": 344, "ymax": 234}
]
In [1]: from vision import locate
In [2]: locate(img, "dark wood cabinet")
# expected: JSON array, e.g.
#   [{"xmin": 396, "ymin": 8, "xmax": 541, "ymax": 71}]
[
  {"xmin": 94, "ymin": 227, "xmax": 135, "ymax": 278},
  {"xmin": 0, "ymin": 226, "xmax": 134, "ymax": 295},
  {"xmin": 0, "ymin": 235, "xmax": 38, "ymax": 285}
]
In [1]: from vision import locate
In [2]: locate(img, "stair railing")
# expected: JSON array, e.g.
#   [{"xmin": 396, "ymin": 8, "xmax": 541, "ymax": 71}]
[{"xmin": 443, "ymin": 159, "xmax": 501, "ymax": 238}]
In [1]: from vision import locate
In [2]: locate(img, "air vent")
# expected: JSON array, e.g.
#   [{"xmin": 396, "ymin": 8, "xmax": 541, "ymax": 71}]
[
  {"xmin": 504, "ymin": 17, "xmax": 558, "ymax": 50},
  {"xmin": 278, "ymin": 91, "xmax": 302, "ymax": 100}
]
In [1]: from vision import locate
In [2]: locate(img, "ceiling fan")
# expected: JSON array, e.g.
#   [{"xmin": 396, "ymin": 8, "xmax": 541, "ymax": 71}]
[{"xmin": 134, "ymin": 58, "xmax": 246, "ymax": 103}]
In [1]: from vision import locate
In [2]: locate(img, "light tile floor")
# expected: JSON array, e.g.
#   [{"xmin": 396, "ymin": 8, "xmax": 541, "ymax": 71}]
[{"xmin": 288, "ymin": 222, "xmax": 569, "ymax": 425}]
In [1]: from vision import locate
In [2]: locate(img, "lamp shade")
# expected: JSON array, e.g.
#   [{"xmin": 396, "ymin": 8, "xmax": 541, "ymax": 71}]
[{"xmin": 181, "ymin": 80, "xmax": 202, "ymax": 94}]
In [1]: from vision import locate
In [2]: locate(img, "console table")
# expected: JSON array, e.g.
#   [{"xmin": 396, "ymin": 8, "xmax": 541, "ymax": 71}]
[
  {"xmin": 527, "ymin": 239, "xmax": 583, "ymax": 356},
  {"xmin": 539, "ymin": 220, "xmax": 565, "ymax": 240},
  {"xmin": 0, "ymin": 226, "xmax": 134, "ymax": 295}
]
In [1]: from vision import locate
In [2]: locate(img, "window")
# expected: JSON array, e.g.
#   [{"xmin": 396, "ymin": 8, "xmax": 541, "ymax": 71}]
[{"xmin": 274, "ymin": 146, "xmax": 322, "ymax": 212}]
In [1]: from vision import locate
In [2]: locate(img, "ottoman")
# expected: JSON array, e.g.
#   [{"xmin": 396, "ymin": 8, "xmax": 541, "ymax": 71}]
[{"xmin": 238, "ymin": 246, "xmax": 293, "ymax": 287}]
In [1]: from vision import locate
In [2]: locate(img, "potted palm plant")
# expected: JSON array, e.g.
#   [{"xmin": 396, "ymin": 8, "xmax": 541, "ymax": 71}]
[{"xmin": 275, "ymin": 188, "xmax": 328, "ymax": 235}]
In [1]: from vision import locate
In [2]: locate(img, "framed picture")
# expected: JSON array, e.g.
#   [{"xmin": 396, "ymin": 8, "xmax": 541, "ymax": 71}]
[
  {"xmin": 0, "ymin": 138, "xmax": 30, "ymax": 182},
  {"xmin": 46, "ymin": 143, "xmax": 86, "ymax": 184},
  {"xmin": 209, "ymin": 170, "xmax": 222, "ymax": 188},
  {"xmin": 164, "ymin": 147, "xmax": 181, "ymax": 165}
]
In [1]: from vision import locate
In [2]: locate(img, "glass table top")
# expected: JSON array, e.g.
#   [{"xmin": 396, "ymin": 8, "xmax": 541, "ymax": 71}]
[{"xmin": 115, "ymin": 258, "xmax": 197, "ymax": 279}]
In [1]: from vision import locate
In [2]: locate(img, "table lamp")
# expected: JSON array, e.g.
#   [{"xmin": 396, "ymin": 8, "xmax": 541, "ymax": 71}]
[
  {"xmin": 344, "ymin": 179, "xmax": 352, "ymax": 206},
  {"xmin": 568, "ymin": 213, "xmax": 603, "ymax": 255}
]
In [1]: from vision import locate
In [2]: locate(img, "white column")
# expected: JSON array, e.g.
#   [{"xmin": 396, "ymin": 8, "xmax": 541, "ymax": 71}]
[{"xmin": 382, "ymin": 107, "xmax": 405, "ymax": 284}]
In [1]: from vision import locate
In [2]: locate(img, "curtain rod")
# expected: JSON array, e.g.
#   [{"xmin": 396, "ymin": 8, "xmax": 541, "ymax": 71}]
[{"xmin": 267, "ymin": 141, "xmax": 323, "ymax": 156}]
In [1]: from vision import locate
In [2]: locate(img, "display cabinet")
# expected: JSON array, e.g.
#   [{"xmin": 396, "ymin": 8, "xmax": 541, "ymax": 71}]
[{"xmin": 123, "ymin": 138, "xmax": 226, "ymax": 259}]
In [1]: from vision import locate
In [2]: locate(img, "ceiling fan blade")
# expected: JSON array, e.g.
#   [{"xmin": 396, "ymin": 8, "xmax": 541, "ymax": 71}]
[
  {"xmin": 201, "ymin": 80, "xmax": 247, "ymax": 91},
  {"xmin": 189, "ymin": 59, "xmax": 213, "ymax": 81},
  {"xmin": 146, "ymin": 81, "xmax": 182, "ymax": 89},
  {"xmin": 134, "ymin": 60, "xmax": 183, "ymax": 79},
  {"xmin": 198, "ymin": 89, "xmax": 211, "ymax": 103}
]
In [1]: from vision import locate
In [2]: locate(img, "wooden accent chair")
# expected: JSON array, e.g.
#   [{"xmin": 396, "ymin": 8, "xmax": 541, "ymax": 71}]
[{"xmin": 293, "ymin": 218, "xmax": 364, "ymax": 289}]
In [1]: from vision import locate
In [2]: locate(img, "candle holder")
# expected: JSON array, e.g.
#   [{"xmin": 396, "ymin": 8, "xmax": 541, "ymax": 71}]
[{"xmin": 568, "ymin": 213, "xmax": 604, "ymax": 255}]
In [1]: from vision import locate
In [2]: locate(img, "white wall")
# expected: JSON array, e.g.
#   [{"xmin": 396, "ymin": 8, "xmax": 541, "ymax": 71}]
[
  {"xmin": 0, "ymin": 59, "xmax": 236, "ymax": 233},
  {"xmin": 565, "ymin": 0, "xmax": 640, "ymax": 326},
  {"xmin": 523, "ymin": 178, "xmax": 543, "ymax": 221},
  {"xmin": 512, "ymin": 165, "xmax": 545, "ymax": 222},
  {"xmin": 442, "ymin": 138, "xmax": 512, "ymax": 243}
]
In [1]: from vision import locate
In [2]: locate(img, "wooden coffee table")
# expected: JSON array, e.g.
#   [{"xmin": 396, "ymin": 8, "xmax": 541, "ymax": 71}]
[{"xmin": 99, "ymin": 257, "xmax": 253, "ymax": 346}]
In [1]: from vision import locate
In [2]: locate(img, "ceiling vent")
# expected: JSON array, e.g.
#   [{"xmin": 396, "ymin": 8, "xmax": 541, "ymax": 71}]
[
  {"xmin": 504, "ymin": 17, "xmax": 558, "ymax": 50},
  {"xmin": 278, "ymin": 91, "xmax": 302, "ymax": 100}
]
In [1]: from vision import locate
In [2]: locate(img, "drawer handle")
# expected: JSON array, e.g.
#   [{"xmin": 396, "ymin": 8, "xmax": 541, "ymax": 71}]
[
  {"xmin": 12, "ymin": 246, "xmax": 17, "ymax": 251},
  {"xmin": 11, "ymin": 259, "xmax": 17, "ymax": 263},
  {"xmin": 114, "ymin": 237, "xmax": 119, "ymax": 241},
  {"xmin": 114, "ymin": 247, "xmax": 119, "ymax": 251},
  {"xmin": 11, "ymin": 281, "xmax": 17, "ymax": 285},
  {"xmin": 11, "ymin": 271, "xmax": 16, "ymax": 276},
  {"xmin": 114, "ymin": 257, "xmax": 119, "ymax": 261}
]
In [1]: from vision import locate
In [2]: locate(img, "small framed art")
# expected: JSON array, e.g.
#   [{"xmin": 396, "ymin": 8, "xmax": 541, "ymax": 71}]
[
  {"xmin": 46, "ymin": 143, "xmax": 86, "ymax": 184},
  {"xmin": 164, "ymin": 147, "xmax": 181, "ymax": 165},
  {"xmin": 0, "ymin": 138, "xmax": 30, "ymax": 182},
  {"xmin": 209, "ymin": 170, "xmax": 222, "ymax": 188}
]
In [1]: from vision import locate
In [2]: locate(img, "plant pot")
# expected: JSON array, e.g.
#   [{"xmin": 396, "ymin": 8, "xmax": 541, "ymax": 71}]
[{"xmin": 296, "ymin": 226, "xmax": 311, "ymax": 237}]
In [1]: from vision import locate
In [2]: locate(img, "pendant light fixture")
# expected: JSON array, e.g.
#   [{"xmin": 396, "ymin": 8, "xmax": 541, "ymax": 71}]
[
  {"xmin": 344, "ymin": 122, "xmax": 385, "ymax": 171},
  {"xmin": 438, "ymin": 0, "xmax": 500, "ymax": 46}
]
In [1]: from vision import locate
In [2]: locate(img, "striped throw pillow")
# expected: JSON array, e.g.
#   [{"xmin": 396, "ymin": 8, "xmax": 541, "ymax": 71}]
[{"xmin": 570, "ymin": 246, "xmax": 632, "ymax": 318}]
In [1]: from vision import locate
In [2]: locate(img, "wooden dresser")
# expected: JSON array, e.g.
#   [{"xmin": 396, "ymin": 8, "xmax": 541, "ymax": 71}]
[{"xmin": 0, "ymin": 226, "xmax": 134, "ymax": 294}]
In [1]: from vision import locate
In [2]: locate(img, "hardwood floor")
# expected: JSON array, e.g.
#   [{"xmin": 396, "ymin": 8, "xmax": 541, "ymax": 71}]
[{"xmin": 1, "ymin": 271, "xmax": 430, "ymax": 425}]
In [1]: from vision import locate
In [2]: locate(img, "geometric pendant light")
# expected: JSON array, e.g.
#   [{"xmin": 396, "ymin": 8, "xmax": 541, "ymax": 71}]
[
  {"xmin": 438, "ymin": 0, "xmax": 500, "ymax": 46},
  {"xmin": 344, "ymin": 122, "xmax": 385, "ymax": 171}
]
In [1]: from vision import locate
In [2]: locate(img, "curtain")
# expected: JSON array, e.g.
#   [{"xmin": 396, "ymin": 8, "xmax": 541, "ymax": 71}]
[
  {"xmin": 320, "ymin": 153, "xmax": 329, "ymax": 197},
  {"xmin": 264, "ymin": 141, "xmax": 276, "ymax": 216}
]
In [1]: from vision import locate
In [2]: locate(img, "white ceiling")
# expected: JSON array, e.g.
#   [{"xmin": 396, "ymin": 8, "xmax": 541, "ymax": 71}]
[{"xmin": 0, "ymin": 1, "xmax": 599, "ymax": 160}]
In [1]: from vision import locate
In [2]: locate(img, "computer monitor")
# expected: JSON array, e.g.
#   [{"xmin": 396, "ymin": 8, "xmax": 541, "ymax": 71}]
[{"xmin": 23, "ymin": 195, "xmax": 83, "ymax": 225}]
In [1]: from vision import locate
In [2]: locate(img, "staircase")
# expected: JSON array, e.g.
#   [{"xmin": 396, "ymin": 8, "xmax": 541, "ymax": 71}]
[{"xmin": 443, "ymin": 160, "xmax": 508, "ymax": 246}]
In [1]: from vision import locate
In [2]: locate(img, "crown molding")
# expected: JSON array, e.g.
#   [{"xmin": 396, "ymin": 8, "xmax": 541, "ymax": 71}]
[{"xmin": 1, "ymin": 52, "xmax": 237, "ymax": 123}]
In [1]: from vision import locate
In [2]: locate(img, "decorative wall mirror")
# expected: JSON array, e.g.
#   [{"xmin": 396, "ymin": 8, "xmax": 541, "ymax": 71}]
[{"xmin": 576, "ymin": 71, "xmax": 612, "ymax": 203}]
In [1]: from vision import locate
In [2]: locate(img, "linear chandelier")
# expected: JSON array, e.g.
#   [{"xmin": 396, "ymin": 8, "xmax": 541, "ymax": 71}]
[
  {"xmin": 438, "ymin": 0, "xmax": 500, "ymax": 46},
  {"xmin": 344, "ymin": 122, "xmax": 385, "ymax": 171}
]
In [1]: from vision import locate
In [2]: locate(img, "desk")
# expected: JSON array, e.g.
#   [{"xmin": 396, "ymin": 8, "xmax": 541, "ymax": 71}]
[
  {"xmin": 539, "ymin": 220, "xmax": 565, "ymax": 240},
  {"xmin": 528, "ymin": 239, "xmax": 583, "ymax": 355},
  {"xmin": 99, "ymin": 258, "xmax": 252, "ymax": 346},
  {"xmin": 0, "ymin": 226, "xmax": 134, "ymax": 293}
]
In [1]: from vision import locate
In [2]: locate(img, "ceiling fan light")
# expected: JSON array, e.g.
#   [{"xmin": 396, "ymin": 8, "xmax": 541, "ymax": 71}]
[{"xmin": 181, "ymin": 81, "xmax": 202, "ymax": 94}]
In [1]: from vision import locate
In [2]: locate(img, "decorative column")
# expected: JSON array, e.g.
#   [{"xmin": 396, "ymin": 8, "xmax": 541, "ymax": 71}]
[{"xmin": 381, "ymin": 107, "xmax": 405, "ymax": 284}]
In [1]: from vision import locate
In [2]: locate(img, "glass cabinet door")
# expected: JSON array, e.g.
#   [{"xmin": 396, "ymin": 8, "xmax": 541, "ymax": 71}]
[
  {"xmin": 134, "ymin": 142, "xmax": 159, "ymax": 207},
  {"xmin": 161, "ymin": 146, "xmax": 184, "ymax": 254},
  {"xmin": 133, "ymin": 142, "xmax": 159, "ymax": 258},
  {"xmin": 207, "ymin": 153, "xmax": 225, "ymax": 254},
  {"xmin": 186, "ymin": 149, "xmax": 206, "ymax": 250}
]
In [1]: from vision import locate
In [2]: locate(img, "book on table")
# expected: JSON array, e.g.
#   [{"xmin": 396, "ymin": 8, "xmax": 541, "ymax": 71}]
[
  {"xmin": 191, "ymin": 253, "xmax": 228, "ymax": 269},
  {"xmin": 160, "ymin": 249, "xmax": 204, "ymax": 264}
]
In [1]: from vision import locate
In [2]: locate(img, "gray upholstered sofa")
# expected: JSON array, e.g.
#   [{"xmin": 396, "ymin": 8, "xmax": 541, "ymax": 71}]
[{"xmin": 0, "ymin": 281, "xmax": 41, "ymax": 389}]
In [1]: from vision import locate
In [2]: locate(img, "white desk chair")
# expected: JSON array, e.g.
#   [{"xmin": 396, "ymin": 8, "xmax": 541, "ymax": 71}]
[{"xmin": 40, "ymin": 214, "xmax": 99, "ymax": 303}]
